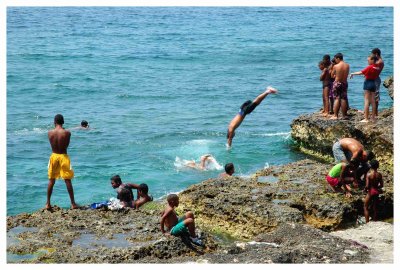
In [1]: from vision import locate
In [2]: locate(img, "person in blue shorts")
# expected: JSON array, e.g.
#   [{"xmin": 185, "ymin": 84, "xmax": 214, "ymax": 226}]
[{"xmin": 160, "ymin": 194, "xmax": 203, "ymax": 246}]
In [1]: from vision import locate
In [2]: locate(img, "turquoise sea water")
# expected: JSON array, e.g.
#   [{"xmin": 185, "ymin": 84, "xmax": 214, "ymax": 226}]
[{"xmin": 7, "ymin": 7, "xmax": 393, "ymax": 216}]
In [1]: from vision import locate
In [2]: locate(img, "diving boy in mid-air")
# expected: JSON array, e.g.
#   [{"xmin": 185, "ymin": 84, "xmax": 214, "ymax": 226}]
[{"xmin": 226, "ymin": 86, "xmax": 277, "ymax": 148}]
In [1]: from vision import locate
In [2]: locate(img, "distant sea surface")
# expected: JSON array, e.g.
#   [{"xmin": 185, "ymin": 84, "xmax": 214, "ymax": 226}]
[{"xmin": 7, "ymin": 7, "xmax": 393, "ymax": 215}]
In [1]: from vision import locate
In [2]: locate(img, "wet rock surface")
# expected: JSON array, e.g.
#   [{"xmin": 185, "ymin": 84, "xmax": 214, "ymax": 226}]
[
  {"xmin": 179, "ymin": 159, "xmax": 393, "ymax": 238},
  {"xmin": 290, "ymin": 107, "xmax": 393, "ymax": 172}
]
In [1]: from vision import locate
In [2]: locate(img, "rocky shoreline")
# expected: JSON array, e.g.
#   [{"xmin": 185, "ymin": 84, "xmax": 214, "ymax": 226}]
[
  {"xmin": 7, "ymin": 78, "xmax": 394, "ymax": 264},
  {"xmin": 7, "ymin": 158, "xmax": 393, "ymax": 263}
]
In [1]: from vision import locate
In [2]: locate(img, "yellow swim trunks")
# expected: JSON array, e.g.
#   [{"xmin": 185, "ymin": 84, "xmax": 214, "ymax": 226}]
[{"xmin": 48, "ymin": 153, "xmax": 74, "ymax": 180}]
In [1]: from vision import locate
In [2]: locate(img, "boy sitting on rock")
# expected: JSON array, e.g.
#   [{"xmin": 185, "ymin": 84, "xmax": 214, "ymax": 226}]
[
  {"xmin": 326, "ymin": 160, "xmax": 358, "ymax": 197},
  {"xmin": 110, "ymin": 175, "xmax": 152, "ymax": 209},
  {"xmin": 160, "ymin": 194, "xmax": 203, "ymax": 246}
]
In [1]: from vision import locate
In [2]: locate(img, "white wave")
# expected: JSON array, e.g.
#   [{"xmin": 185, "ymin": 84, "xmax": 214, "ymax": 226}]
[
  {"xmin": 186, "ymin": 139, "xmax": 214, "ymax": 145},
  {"xmin": 257, "ymin": 132, "xmax": 290, "ymax": 137},
  {"xmin": 14, "ymin": 127, "xmax": 48, "ymax": 135},
  {"xmin": 174, "ymin": 156, "xmax": 223, "ymax": 171}
]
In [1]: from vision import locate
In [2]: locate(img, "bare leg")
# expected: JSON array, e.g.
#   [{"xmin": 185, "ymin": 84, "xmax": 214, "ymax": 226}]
[
  {"xmin": 329, "ymin": 96, "xmax": 333, "ymax": 113},
  {"xmin": 183, "ymin": 211, "xmax": 196, "ymax": 237},
  {"xmin": 372, "ymin": 197, "xmax": 378, "ymax": 221},
  {"xmin": 370, "ymin": 91, "xmax": 377, "ymax": 121},
  {"xmin": 46, "ymin": 179, "xmax": 56, "ymax": 209},
  {"xmin": 374, "ymin": 100, "xmax": 379, "ymax": 117},
  {"xmin": 64, "ymin": 179, "xmax": 78, "ymax": 209},
  {"xmin": 340, "ymin": 98, "xmax": 348, "ymax": 118},
  {"xmin": 363, "ymin": 90, "xmax": 370, "ymax": 121},
  {"xmin": 364, "ymin": 194, "xmax": 371, "ymax": 223},
  {"xmin": 322, "ymin": 87, "xmax": 329, "ymax": 115},
  {"xmin": 252, "ymin": 86, "xmax": 277, "ymax": 105},
  {"xmin": 330, "ymin": 98, "xmax": 340, "ymax": 119}
]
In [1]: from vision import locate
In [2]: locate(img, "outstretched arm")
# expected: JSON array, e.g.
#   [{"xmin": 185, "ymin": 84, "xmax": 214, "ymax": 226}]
[{"xmin": 349, "ymin": 71, "xmax": 363, "ymax": 79}]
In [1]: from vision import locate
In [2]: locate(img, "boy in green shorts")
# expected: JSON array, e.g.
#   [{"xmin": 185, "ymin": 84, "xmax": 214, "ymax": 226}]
[{"xmin": 160, "ymin": 194, "xmax": 203, "ymax": 246}]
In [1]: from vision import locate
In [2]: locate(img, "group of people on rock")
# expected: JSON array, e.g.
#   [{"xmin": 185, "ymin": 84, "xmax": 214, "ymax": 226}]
[
  {"xmin": 319, "ymin": 48, "xmax": 384, "ymax": 122},
  {"xmin": 45, "ymin": 114, "xmax": 239, "ymax": 247},
  {"xmin": 326, "ymin": 137, "xmax": 383, "ymax": 223}
]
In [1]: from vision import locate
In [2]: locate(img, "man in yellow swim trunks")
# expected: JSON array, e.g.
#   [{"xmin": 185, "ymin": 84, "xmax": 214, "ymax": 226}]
[{"xmin": 46, "ymin": 114, "xmax": 78, "ymax": 210}]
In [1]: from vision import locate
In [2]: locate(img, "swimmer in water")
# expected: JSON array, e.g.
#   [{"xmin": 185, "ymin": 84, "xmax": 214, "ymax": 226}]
[{"xmin": 184, "ymin": 154, "xmax": 216, "ymax": 170}]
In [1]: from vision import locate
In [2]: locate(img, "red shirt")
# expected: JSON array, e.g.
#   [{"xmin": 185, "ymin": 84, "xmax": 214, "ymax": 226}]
[{"xmin": 361, "ymin": 64, "xmax": 381, "ymax": 80}]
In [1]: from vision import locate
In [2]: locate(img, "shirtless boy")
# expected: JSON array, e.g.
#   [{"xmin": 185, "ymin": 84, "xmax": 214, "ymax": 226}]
[
  {"xmin": 226, "ymin": 86, "xmax": 277, "ymax": 147},
  {"xmin": 363, "ymin": 160, "xmax": 383, "ymax": 222},
  {"xmin": 110, "ymin": 175, "xmax": 152, "ymax": 209},
  {"xmin": 319, "ymin": 60, "xmax": 331, "ymax": 116},
  {"xmin": 219, "ymin": 163, "xmax": 235, "ymax": 178},
  {"xmin": 160, "ymin": 194, "xmax": 203, "ymax": 246},
  {"xmin": 330, "ymin": 53, "xmax": 350, "ymax": 120},
  {"xmin": 332, "ymin": 138, "xmax": 374, "ymax": 186},
  {"xmin": 46, "ymin": 114, "xmax": 78, "ymax": 210}
]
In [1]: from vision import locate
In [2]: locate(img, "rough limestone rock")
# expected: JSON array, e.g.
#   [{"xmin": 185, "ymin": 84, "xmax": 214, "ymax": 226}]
[
  {"xmin": 331, "ymin": 221, "xmax": 393, "ymax": 263},
  {"xmin": 6, "ymin": 207, "xmax": 372, "ymax": 263},
  {"xmin": 7, "ymin": 205, "xmax": 217, "ymax": 263},
  {"xmin": 290, "ymin": 108, "xmax": 393, "ymax": 172},
  {"xmin": 178, "ymin": 159, "xmax": 393, "ymax": 238},
  {"xmin": 383, "ymin": 76, "xmax": 393, "ymax": 100}
]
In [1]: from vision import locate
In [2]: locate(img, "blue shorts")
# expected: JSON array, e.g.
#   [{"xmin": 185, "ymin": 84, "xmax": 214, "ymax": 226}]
[
  {"xmin": 364, "ymin": 79, "xmax": 376, "ymax": 92},
  {"xmin": 332, "ymin": 141, "xmax": 352, "ymax": 162}
]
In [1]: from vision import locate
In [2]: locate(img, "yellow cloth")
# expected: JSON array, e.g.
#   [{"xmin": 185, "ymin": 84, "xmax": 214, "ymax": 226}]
[{"xmin": 48, "ymin": 153, "xmax": 74, "ymax": 180}]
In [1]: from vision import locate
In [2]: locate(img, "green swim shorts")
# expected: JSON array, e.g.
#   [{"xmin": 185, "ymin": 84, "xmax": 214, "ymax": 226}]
[{"xmin": 170, "ymin": 218, "xmax": 188, "ymax": 236}]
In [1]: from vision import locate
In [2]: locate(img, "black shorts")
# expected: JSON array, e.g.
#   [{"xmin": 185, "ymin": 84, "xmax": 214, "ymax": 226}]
[
  {"xmin": 239, "ymin": 100, "xmax": 257, "ymax": 116},
  {"xmin": 364, "ymin": 79, "xmax": 376, "ymax": 92}
]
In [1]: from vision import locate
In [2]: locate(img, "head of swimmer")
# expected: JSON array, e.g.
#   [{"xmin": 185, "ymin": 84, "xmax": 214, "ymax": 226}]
[{"xmin": 224, "ymin": 163, "xmax": 235, "ymax": 176}]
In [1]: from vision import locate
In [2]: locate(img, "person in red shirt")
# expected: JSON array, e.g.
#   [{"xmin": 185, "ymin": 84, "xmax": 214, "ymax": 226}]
[
  {"xmin": 371, "ymin": 48, "xmax": 384, "ymax": 117},
  {"xmin": 350, "ymin": 54, "xmax": 380, "ymax": 123}
]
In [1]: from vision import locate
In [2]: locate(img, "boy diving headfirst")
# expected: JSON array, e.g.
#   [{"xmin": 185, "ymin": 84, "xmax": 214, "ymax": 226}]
[{"xmin": 226, "ymin": 86, "xmax": 278, "ymax": 147}]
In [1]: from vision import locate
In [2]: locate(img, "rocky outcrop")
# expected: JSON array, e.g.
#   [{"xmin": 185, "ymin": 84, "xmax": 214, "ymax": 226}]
[
  {"xmin": 383, "ymin": 76, "xmax": 393, "ymax": 99},
  {"xmin": 290, "ymin": 108, "xmax": 393, "ymax": 172},
  {"xmin": 178, "ymin": 159, "xmax": 393, "ymax": 239}
]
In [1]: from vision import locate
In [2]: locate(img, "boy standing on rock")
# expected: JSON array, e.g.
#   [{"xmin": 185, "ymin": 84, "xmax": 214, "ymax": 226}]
[
  {"xmin": 46, "ymin": 114, "xmax": 78, "ymax": 210},
  {"xmin": 160, "ymin": 194, "xmax": 203, "ymax": 246},
  {"xmin": 364, "ymin": 160, "xmax": 383, "ymax": 223}
]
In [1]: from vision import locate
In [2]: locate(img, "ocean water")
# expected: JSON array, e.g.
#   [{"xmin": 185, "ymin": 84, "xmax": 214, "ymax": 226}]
[{"xmin": 7, "ymin": 7, "xmax": 393, "ymax": 216}]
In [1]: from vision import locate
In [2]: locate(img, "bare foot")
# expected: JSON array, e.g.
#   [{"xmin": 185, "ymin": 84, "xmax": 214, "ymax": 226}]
[
  {"xmin": 322, "ymin": 113, "xmax": 328, "ymax": 117},
  {"xmin": 329, "ymin": 116, "xmax": 338, "ymax": 120},
  {"xmin": 71, "ymin": 204, "xmax": 79, "ymax": 209},
  {"xmin": 360, "ymin": 119, "xmax": 369, "ymax": 123},
  {"xmin": 266, "ymin": 86, "xmax": 278, "ymax": 94},
  {"xmin": 45, "ymin": 204, "xmax": 52, "ymax": 210},
  {"xmin": 357, "ymin": 110, "xmax": 364, "ymax": 113}
]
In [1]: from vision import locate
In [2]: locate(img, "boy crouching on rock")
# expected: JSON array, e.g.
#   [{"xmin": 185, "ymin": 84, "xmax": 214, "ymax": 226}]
[
  {"xmin": 160, "ymin": 194, "xmax": 203, "ymax": 246},
  {"xmin": 326, "ymin": 160, "xmax": 358, "ymax": 197}
]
